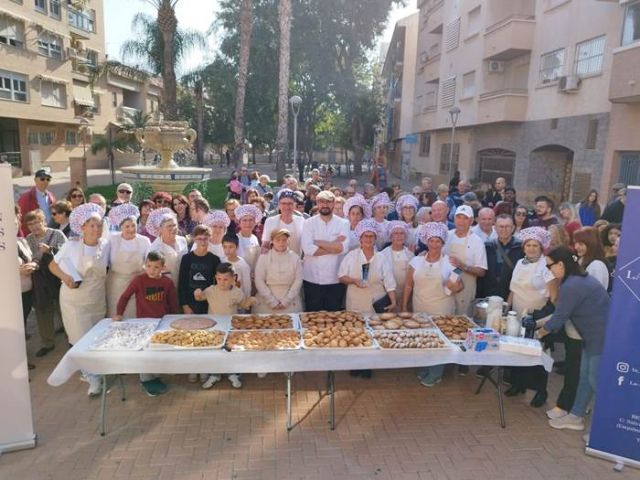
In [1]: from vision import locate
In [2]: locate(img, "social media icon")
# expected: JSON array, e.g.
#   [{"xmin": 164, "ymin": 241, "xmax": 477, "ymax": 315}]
[
  {"xmin": 617, "ymin": 362, "xmax": 630, "ymax": 373},
  {"xmin": 618, "ymin": 376, "xmax": 625, "ymax": 387}
]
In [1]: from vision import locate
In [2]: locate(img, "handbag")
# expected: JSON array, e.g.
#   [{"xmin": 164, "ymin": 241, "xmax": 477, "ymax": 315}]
[{"xmin": 372, "ymin": 294, "xmax": 392, "ymax": 313}]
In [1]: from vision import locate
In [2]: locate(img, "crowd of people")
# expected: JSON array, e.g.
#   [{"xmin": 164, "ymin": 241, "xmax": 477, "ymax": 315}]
[{"xmin": 15, "ymin": 166, "xmax": 624, "ymax": 435}]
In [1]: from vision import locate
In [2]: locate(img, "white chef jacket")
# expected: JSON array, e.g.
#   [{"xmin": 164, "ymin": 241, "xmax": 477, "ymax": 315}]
[{"xmin": 301, "ymin": 214, "xmax": 350, "ymax": 285}]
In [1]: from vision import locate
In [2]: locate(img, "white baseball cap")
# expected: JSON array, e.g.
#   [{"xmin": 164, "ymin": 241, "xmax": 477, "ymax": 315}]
[{"xmin": 455, "ymin": 205, "xmax": 474, "ymax": 218}]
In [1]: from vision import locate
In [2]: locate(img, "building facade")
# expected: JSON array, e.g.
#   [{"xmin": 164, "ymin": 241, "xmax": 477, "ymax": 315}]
[
  {"xmin": 0, "ymin": 0, "xmax": 161, "ymax": 176},
  {"xmin": 401, "ymin": 0, "xmax": 638, "ymax": 206}
]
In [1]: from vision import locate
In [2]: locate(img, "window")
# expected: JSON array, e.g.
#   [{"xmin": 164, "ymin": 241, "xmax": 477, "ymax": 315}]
[
  {"xmin": 467, "ymin": 7, "xmax": 481, "ymax": 37},
  {"xmin": 28, "ymin": 130, "xmax": 56, "ymax": 145},
  {"xmin": 37, "ymin": 32, "xmax": 62, "ymax": 59},
  {"xmin": 440, "ymin": 76, "xmax": 456, "ymax": 108},
  {"xmin": 539, "ymin": 48, "xmax": 565, "ymax": 84},
  {"xmin": 419, "ymin": 133, "xmax": 431, "ymax": 157},
  {"xmin": 477, "ymin": 149, "xmax": 515, "ymax": 186},
  {"xmin": 0, "ymin": 70, "xmax": 27, "ymax": 102},
  {"xmin": 622, "ymin": 1, "xmax": 640, "ymax": 46},
  {"xmin": 0, "ymin": 15, "xmax": 25, "ymax": 48},
  {"xmin": 49, "ymin": 0, "xmax": 60, "ymax": 19},
  {"xmin": 68, "ymin": 7, "xmax": 95, "ymax": 33},
  {"xmin": 34, "ymin": 0, "xmax": 46, "ymax": 13},
  {"xmin": 65, "ymin": 130, "xmax": 77, "ymax": 145},
  {"xmin": 41, "ymin": 80, "xmax": 66, "ymax": 108},
  {"xmin": 618, "ymin": 152, "xmax": 640, "ymax": 186},
  {"xmin": 575, "ymin": 36, "xmax": 605, "ymax": 77},
  {"xmin": 462, "ymin": 71, "xmax": 475, "ymax": 98},
  {"xmin": 424, "ymin": 90, "xmax": 437, "ymax": 110},
  {"xmin": 85, "ymin": 50, "xmax": 98, "ymax": 67},
  {"xmin": 112, "ymin": 92, "xmax": 117, "ymax": 107},
  {"xmin": 445, "ymin": 18, "xmax": 461, "ymax": 51},
  {"xmin": 585, "ymin": 118, "xmax": 599, "ymax": 150},
  {"xmin": 550, "ymin": 118, "xmax": 558, "ymax": 130},
  {"xmin": 440, "ymin": 143, "xmax": 459, "ymax": 175}
]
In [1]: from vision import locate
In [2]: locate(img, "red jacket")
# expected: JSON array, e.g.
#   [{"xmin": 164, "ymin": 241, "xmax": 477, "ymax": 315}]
[
  {"xmin": 18, "ymin": 187, "xmax": 56, "ymax": 235},
  {"xmin": 117, "ymin": 273, "xmax": 178, "ymax": 318}
]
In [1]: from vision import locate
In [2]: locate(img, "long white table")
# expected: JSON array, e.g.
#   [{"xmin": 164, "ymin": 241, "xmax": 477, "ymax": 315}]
[{"xmin": 48, "ymin": 318, "xmax": 554, "ymax": 434}]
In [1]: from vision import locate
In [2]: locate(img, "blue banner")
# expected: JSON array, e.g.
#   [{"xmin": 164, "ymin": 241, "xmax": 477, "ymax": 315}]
[{"xmin": 588, "ymin": 186, "xmax": 640, "ymax": 468}]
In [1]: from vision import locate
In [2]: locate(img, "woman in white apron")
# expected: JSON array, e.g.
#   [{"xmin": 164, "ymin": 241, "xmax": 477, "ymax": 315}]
[
  {"xmin": 148, "ymin": 208, "xmax": 188, "ymax": 290},
  {"xmin": 199, "ymin": 210, "xmax": 229, "ymax": 258},
  {"xmin": 380, "ymin": 221, "xmax": 414, "ymax": 304},
  {"xmin": 370, "ymin": 192, "xmax": 391, "ymax": 250},
  {"xmin": 506, "ymin": 227, "xmax": 558, "ymax": 407},
  {"xmin": 49, "ymin": 203, "xmax": 109, "ymax": 396},
  {"xmin": 395, "ymin": 194, "xmax": 420, "ymax": 252},
  {"xmin": 254, "ymin": 229, "xmax": 303, "ymax": 313},
  {"xmin": 234, "ymin": 204, "xmax": 262, "ymax": 271},
  {"xmin": 338, "ymin": 219, "xmax": 396, "ymax": 313},
  {"xmin": 106, "ymin": 204, "xmax": 151, "ymax": 319},
  {"xmin": 344, "ymin": 195, "xmax": 372, "ymax": 252},
  {"xmin": 402, "ymin": 222, "xmax": 462, "ymax": 387}
]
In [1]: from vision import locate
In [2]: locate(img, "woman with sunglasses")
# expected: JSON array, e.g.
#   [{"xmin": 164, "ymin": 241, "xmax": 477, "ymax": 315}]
[
  {"xmin": 539, "ymin": 246, "xmax": 610, "ymax": 433},
  {"xmin": 111, "ymin": 183, "xmax": 134, "ymax": 207},
  {"xmin": 50, "ymin": 200, "xmax": 73, "ymax": 238},
  {"xmin": 65, "ymin": 187, "xmax": 85, "ymax": 209},
  {"xmin": 172, "ymin": 194, "xmax": 196, "ymax": 236},
  {"xmin": 513, "ymin": 206, "xmax": 530, "ymax": 233}
]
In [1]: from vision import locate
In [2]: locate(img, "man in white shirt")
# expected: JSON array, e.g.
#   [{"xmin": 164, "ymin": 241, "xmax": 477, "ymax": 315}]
[
  {"xmin": 261, "ymin": 189, "xmax": 305, "ymax": 254},
  {"xmin": 301, "ymin": 190, "xmax": 350, "ymax": 311},
  {"xmin": 471, "ymin": 207, "xmax": 497, "ymax": 243}
]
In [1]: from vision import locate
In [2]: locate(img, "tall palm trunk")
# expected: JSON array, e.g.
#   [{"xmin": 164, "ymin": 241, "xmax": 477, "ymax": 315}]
[
  {"xmin": 233, "ymin": 0, "xmax": 253, "ymax": 168},
  {"xmin": 157, "ymin": 0, "xmax": 178, "ymax": 120},
  {"xmin": 195, "ymin": 78, "xmax": 204, "ymax": 166},
  {"xmin": 275, "ymin": 0, "xmax": 291, "ymax": 183}
]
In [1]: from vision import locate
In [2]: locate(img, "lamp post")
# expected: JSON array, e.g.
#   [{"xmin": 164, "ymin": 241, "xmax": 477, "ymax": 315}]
[
  {"xmin": 289, "ymin": 95, "xmax": 302, "ymax": 182},
  {"xmin": 447, "ymin": 106, "xmax": 461, "ymax": 182}
]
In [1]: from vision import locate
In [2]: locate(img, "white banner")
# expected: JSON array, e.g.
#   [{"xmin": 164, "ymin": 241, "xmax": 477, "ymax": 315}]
[{"xmin": 0, "ymin": 164, "xmax": 36, "ymax": 453}]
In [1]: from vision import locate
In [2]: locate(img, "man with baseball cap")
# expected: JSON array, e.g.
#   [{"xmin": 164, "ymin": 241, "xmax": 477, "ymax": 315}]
[{"xmin": 18, "ymin": 169, "xmax": 56, "ymax": 236}]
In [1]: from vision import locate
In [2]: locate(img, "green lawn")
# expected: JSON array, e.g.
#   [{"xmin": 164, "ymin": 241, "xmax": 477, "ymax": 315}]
[{"xmin": 85, "ymin": 178, "xmax": 230, "ymax": 208}]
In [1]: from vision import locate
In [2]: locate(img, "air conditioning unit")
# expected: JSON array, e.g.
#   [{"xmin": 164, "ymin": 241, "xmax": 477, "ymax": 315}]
[
  {"xmin": 67, "ymin": 47, "xmax": 78, "ymax": 59},
  {"xmin": 75, "ymin": 63, "xmax": 88, "ymax": 74},
  {"xmin": 488, "ymin": 60, "xmax": 505, "ymax": 73},
  {"xmin": 558, "ymin": 75, "xmax": 581, "ymax": 93}
]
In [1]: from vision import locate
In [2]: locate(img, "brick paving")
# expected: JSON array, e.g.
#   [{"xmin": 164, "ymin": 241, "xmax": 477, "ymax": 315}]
[{"xmin": 1, "ymin": 318, "xmax": 638, "ymax": 480}]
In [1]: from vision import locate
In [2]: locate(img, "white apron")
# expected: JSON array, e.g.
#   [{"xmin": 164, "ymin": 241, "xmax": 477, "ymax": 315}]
[
  {"xmin": 510, "ymin": 260, "xmax": 549, "ymax": 319},
  {"xmin": 157, "ymin": 241, "xmax": 182, "ymax": 289},
  {"xmin": 254, "ymin": 252, "xmax": 303, "ymax": 313},
  {"xmin": 389, "ymin": 248, "xmax": 411, "ymax": 298},
  {"xmin": 413, "ymin": 256, "xmax": 454, "ymax": 315},
  {"xmin": 106, "ymin": 237, "xmax": 145, "ymax": 319},
  {"xmin": 60, "ymin": 246, "xmax": 107, "ymax": 344},
  {"xmin": 345, "ymin": 254, "xmax": 387, "ymax": 313},
  {"xmin": 449, "ymin": 235, "xmax": 476, "ymax": 316}
]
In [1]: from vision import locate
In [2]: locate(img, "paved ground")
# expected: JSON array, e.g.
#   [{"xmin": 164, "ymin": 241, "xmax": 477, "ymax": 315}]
[{"xmin": 1, "ymin": 315, "xmax": 637, "ymax": 480}]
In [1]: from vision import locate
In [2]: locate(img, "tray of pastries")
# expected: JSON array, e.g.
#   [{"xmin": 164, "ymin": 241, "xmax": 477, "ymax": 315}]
[
  {"xmin": 225, "ymin": 329, "xmax": 302, "ymax": 351},
  {"xmin": 373, "ymin": 329, "xmax": 454, "ymax": 349},
  {"xmin": 300, "ymin": 311, "xmax": 365, "ymax": 329},
  {"xmin": 302, "ymin": 324, "xmax": 375, "ymax": 349},
  {"xmin": 169, "ymin": 316, "xmax": 217, "ymax": 330},
  {"xmin": 147, "ymin": 329, "xmax": 227, "ymax": 349},
  {"xmin": 90, "ymin": 319, "xmax": 160, "ymax": 351},
  {"xmin": 431, "ymin": 315, "xmax": 478, "ymax": 343},
  {"xmin": 367, "ymin": 312, "xmax": 436, "ymax": 330},
  {"xmin": 230, "ymin": 314, "xmax": 296, "ymax": 330}
]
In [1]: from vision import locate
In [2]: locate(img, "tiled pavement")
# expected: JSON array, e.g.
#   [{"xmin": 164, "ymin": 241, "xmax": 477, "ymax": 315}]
[{"xmin": 2, "ymin": 326, "xmax": 638, "ymax": 480}]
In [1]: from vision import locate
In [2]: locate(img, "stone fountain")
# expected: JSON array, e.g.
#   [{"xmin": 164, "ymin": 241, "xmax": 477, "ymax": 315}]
[{"xmin": 120, "ymin": 118, "xmax": 210, "ymax": 194}]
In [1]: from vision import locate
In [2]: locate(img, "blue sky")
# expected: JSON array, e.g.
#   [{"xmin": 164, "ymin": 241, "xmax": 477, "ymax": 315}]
[{"xmin": 104, "ymin": 0, "xmax": 417, "ymax": 75}]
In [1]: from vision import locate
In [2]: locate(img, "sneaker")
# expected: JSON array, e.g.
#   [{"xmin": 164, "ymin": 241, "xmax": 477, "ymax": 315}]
[
  {"xmin": 256, "ymin": 372, "xmax": 268, "ymax": 378},
  {"xmin": 87, "ymin": 375, "xmax": 103, "ymax": 397},
  {"xmin": 458, "ymin": 365, "xmax": 469, "ymax": 376},
  {"xmin": 202, "ymin": 374, "xmax": 221, "ymax": 389},
  {"xmin": 187, "ymin": 373, "xmax": 199, "ymax": 383},
  {"xmin": 141, "ymin": 378, "xmax": 168, "ymax": 397},
  {"xmin": 420, "ymin": 373, "xmax": 442, "ymax": 388},
  {"xmin": 546, "ymin": 406, "xmax": 568, "ymax": 419},
  {"xmin": 416, "ymin": 368, "xmax": 429, "ymax": 380},
  {"xmin": 228, "ymin": 374, "xmax": 242, "ymax": 389},
  {"xmin": 549, "ymin": 413, "xmax": 585, "ymax": 431},
  {"xmin": 35, "ymin": 345, "xmax": 55, "ymax": 358}
]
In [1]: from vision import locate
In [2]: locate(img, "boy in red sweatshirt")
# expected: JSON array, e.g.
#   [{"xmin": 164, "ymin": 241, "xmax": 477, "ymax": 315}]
[{"xmin": 114, "ymin": 250, "xmax": 177, "ymax": 396}]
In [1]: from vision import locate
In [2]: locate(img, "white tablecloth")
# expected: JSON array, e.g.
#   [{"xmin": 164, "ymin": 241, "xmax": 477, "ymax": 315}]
[{"xmin": 48, "ymin": 318, "xmax": 554, "ymax": 386}]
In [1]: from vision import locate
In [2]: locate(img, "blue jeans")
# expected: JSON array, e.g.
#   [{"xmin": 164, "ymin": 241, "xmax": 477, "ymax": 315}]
[{"xmin": 570, "ymin": 350, "xmax": 601, "ymax": 418}]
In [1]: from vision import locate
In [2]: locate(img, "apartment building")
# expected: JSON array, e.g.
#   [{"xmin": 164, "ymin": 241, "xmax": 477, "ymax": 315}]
[
  {"xmin": 0, "ymin": 0, "xmax": 161, "ymax": 175},
  {"xmin": 380, "ymin": 12, "xmax": 418, "ymax": 179},
  {"xmin": 404, "ymin": 0, "xmax": 634, "ymax": 205}
]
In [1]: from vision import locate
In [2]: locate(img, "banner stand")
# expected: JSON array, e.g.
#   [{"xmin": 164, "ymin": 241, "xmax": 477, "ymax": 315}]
[
  {"xmin": 586, "ymin": 185, "xmax": 640, "ymax": 471},
  {"xmin": 0, "ymin": 164, "xmax": 36, "ymax": 454}
]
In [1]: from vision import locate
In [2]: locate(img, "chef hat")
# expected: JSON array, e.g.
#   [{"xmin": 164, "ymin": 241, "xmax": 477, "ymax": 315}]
[
  {"xmin": 418, "ymin": 222, "xmax": 448, "ymax": 244},
  {"xmin": 277, "ymin": 188, "xmax": 297, "ymax": 201},
  {"xmin": 354, "ymin": 219, "xmax": 380, "ymax": 240},
  {"xmin": 202, "ymin": 210, "xmax": 231, "ymax": 228},
  {"xmin": 343, "ymin": 195, "xmax": 372, "ymax": 218},
  {"xmin": 386, "ymin": 220, "xmax": 410, "ymax": 238},
  {"xmin": 146, "ymin": 207, "xmax": 177, "ymax": 238},
  {"xmin": 395, "ymin": 193, "xmax": 420, "ymax": 214},
  {"xmin": 69, "ymin": 202, "xmax": 104, "ymax": 235},
  {"xmin": 234, "ymin": 204, "xmax": 262, "ymax": 224},
  {"xmin": 108, "ymin": 203, "xmax": 140, "ymax": 228},
  {"xmin": 516, "ymin": 226, "xmax": 551, "ymax": 250},
  {"xmin": 370, "ymin": 192, "xmax": 392, "ymax": 210}
]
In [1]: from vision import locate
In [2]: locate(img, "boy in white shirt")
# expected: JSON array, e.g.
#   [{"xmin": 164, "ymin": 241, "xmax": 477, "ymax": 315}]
[{"xmin": 221, "ymin": 233, "xmax": 252, "ymax": 299}]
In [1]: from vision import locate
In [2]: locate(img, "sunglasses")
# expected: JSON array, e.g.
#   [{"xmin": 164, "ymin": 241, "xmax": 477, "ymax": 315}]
[
  {"xmin": 37, "ymin": 177, "xmax": 51, "ymax": 182},
  {"xmin": 71, "ymin": 194, "xmax": 84, "ymax": 199},
  {"xmin": 515, "ymin": 212, "xmax": 527, "ymax": 216},
  {"xmin": 546, "ymin": 261, "xmax": 558, "ymax": 270},
  {"xmin": 155, "ymin": 200, "xmax": 170, "ymax": 205},
  {"xmin": 118, "ymin": 189, "xmax": 132, "ymax": 194}
]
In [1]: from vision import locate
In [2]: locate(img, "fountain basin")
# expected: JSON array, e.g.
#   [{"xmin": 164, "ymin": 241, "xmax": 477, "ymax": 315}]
[{"xmin": 121, "ymin": 165, "xmax": 211, "ymax": 194}]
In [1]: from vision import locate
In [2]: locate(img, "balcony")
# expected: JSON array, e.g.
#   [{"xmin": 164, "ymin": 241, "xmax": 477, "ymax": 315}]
[
  {"xmin": 422, "ymin": 55, "xmax": 440, "ymax": 82},
  {"xmin": 483, "ymin": 15, "xmax": 535, "ymax": 61},
  {"xmin": 426, "ymin": 0, "xmax": 444, "ymax": 34},
  {"xmin": 117, "ymin": 106, "xmax": 141, "ymax": 125},
  {"xmin": 609, "ymin": 43, "xmax": 640, "ymax": 103},
  {"xmin": 477, "ymin": 88, "xmax": 528, "ymax": 123}
]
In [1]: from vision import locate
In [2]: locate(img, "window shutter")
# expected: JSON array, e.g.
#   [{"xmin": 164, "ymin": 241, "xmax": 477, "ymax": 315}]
[
  {"xmin": 440, "ymin": 77, "xmax": 456, "ymax": 107},
  {"xmin": 445, "ymin": 18, "xmax": 461, "ymax": 51}
]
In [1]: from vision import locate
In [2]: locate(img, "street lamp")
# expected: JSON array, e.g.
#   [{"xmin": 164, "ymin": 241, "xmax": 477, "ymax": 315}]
[
  {"xmin": 448, "ymin": 106, "xmax": 461, "ymax": 182},
  {"xmin": 289, "ymin": 95, "xmax": 302, "ymax": 181}
]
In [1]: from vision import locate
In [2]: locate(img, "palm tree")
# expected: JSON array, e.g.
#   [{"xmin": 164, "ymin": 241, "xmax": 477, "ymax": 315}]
[
  {"xmin": 274, "ymin": 0, "xmax": 291, "ymax": 182},
  {"xmin": 181, "ymin": 70, "xmax": 206, "ymax": 167},
  {"xmin": 232, "ymin": 0, "xmax": 254, "ymax": 168}
]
